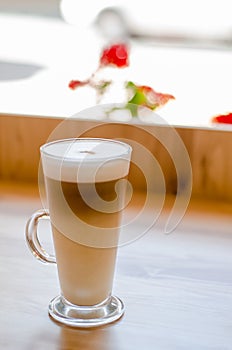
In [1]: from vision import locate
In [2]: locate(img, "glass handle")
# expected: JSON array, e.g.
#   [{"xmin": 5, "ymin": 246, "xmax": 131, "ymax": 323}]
[{"xmin": 25, "ymin": 209, "xmax": 56, "ymax": 264}]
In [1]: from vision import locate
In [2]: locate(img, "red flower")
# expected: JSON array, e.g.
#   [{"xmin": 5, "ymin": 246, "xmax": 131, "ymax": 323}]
[
  {"xmin": 68, "ymin": 46, "xmax": 175, "ymax": 114},
  {"xmin": 69, "ymin": 80, "xmax": 88, "ymax": 90},
  {"xmin": 100, "ymin": 43, "xmax": 129, "ymax": 68},
  {"xmin": 211, "ymin": 112, "xmax": 232, "ymax": 124}
]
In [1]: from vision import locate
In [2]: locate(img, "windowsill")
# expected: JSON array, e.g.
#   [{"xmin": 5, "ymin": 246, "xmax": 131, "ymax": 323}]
[{"xmin": 0, "ymin": 12, "xmax": 231, "ymax": 129}]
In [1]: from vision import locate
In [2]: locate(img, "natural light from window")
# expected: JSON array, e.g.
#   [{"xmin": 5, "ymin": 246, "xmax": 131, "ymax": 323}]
[{"xmin": 0, "ymin": 0, "xmax": 231, "ymax": 128}]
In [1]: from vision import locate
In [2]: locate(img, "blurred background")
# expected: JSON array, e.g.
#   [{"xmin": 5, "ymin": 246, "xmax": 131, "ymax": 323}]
[
  {"xmin": 0, "ymin": 0, "xmax": 232, "ymax": 198},
  {"xmin": 0, "ymin": 0, "xmax": 231, "ymax": 46},
  {"xmin": 0, "ymin": 0, "xmax": 60, "ymax": 17},
  {"xmin": 0, "ymin": 0, "xmax": 231, "ymax": 126}
]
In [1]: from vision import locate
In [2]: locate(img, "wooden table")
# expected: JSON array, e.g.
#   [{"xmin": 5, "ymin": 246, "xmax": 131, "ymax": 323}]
[{"xmin": 1, "ymin": 182, "xmax": 232, "ymax": 349}]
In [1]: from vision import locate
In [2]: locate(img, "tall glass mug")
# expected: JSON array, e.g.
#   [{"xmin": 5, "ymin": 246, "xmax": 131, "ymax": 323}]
[{"xmin": 25, "ymin": 138, "xmax": 132, "ymax": 327}]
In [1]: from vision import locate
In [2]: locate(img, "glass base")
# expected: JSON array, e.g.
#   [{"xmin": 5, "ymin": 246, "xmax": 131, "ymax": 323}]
[{"xmin": 48, "ymin": 295, "xmax": 125, "ymax": 328}]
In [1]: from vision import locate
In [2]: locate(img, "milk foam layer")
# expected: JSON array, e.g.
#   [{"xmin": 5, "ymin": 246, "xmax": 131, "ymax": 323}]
[{"xmin": 41, "ymin": 138, "xmax": 132, "ymax": 183}]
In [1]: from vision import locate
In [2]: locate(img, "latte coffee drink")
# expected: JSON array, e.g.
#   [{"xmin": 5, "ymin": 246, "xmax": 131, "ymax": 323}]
[
  {"xmin": 26, "ymin": 137, "xmax": 132, "ymax": 326},
  {"xmin": 46, "ymin": 177, "xmax": 126, "ymax": 306}
]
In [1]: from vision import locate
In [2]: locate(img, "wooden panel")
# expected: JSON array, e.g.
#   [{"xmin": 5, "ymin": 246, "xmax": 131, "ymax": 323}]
[
  {"xmin": 0, "ymin": 114, "xmax": 60, "ymax": 181},
  {"xmin": 0, "ymin": 114, "xmax": 232, "ymax": 200},
  {"xmin": 190, "ymin": 128, "xmax": 232, "ymax": 200}
]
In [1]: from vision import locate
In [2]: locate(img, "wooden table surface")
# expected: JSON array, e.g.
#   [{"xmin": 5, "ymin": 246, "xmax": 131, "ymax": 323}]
[{"xmin": 1, "ymin": 182, "xmax": 232, "ymax": 350}]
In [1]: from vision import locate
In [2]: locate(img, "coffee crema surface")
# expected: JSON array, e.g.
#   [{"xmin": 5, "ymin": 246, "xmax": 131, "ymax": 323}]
[{"xmin": 41, "ymin": 138, "xmax": 131, "ymax": 183}]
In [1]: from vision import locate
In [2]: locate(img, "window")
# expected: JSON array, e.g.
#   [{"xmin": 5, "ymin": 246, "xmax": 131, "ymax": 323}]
[{"xmin": 0, "ymin": 0, "xmax": 231, "ymax": 126}]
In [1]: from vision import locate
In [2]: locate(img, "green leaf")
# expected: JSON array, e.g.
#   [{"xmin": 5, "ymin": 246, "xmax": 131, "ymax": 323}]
[{"xmin": 125, "ymin": 103, "xmax": 138, "ymax": 117}]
